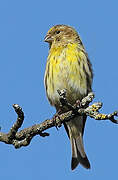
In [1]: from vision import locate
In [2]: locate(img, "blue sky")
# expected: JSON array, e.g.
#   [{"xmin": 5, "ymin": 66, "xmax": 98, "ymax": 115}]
[{"xmin": 0, "ymin": 0, "xmax": 118, "ymax": 179}]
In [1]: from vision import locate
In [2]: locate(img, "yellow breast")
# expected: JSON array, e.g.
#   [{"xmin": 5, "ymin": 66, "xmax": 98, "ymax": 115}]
[{"xmin": 44, "ymin": 43, "xmax": 90, "ymax": 108}]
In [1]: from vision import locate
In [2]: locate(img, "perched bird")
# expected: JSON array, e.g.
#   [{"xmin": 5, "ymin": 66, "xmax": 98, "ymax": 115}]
[{"xmin": 44, "ymin": 25, "xmax": 93, "ymax": 170}]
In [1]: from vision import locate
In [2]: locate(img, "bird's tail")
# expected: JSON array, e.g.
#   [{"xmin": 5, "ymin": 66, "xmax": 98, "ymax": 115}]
[
  {"xmin": 70, "ymin": 134, "xmax": 90, "ymax": 170},
  {"xmin": 64, "ymin": 116, "xmax": 90, "ymax": 170}
]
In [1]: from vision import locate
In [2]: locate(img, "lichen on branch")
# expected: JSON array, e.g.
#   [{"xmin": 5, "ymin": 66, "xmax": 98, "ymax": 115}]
[{"xmin": 0, "ymin": 91, "xmax": 117, "ymax": 149}]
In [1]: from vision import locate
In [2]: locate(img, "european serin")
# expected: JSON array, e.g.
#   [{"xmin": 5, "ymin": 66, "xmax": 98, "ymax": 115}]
[{"xmin": 44, "ymin": 25, "xmax": 93, "ymax": 170}]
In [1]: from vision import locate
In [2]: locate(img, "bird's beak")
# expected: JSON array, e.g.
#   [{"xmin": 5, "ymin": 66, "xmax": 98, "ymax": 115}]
[{"xmin": 44, "ymin": 34, "xmax": 53, "ymax": 43}]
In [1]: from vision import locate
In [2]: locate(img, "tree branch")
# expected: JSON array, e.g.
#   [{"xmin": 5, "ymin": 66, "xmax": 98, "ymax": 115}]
[{"xmin": 0, "ymin": 92, "xmax": 118, "ymax": 149}]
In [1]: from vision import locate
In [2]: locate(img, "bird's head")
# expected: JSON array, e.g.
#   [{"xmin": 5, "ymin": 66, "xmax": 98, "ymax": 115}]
[{"xmin": 44, "ymin": 24, "xmax": 79, "ymax": 47}]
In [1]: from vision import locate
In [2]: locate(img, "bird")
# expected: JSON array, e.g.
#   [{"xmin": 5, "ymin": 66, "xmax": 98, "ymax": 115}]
[{"xmin": 44, "ymin": 24, "xmax": 93, "ymax": 170}]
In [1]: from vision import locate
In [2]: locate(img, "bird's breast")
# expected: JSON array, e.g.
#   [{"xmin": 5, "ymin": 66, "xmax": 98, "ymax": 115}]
[{"xmin": 44, "ymin": 43, "xmax": 88, "ymax": 108}]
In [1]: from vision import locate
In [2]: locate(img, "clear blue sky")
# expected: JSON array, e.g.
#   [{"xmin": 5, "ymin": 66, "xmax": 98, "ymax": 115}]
[{"xmin": 0, "ymin": 0, "xmax": 118, "ymax": 179}]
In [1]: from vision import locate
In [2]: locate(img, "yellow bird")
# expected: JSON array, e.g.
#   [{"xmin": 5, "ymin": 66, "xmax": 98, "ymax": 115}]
[{"xmin": 44, "ymin": 25, "xmax": 93, "ymax": 170}]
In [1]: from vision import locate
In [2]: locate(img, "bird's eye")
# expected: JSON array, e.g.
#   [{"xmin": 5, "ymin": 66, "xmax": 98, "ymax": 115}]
[{"xmin": 56, "ymin": 30, "xmax": 60, "ymax": 34}]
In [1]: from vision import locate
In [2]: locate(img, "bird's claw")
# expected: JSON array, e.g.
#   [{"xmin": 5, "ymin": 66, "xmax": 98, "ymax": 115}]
[{"xmin": 52, "ymin": 111, "xmax": 62, "ymax": 130}]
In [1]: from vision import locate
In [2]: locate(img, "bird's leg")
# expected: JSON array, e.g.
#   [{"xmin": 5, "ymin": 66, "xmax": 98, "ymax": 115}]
[
  {"xmin": 75, "ymin": 99, "xmax": 82, "ymax": 108},
  {"xmin": 52, "ymin": 109, "xmax": 63, "ymax": 130}
]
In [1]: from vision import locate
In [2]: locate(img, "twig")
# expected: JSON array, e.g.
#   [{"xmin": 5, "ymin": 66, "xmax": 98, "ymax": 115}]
[{"xmin": 0, "ymin": 92, "xmax": 117, "ymax": 148}]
